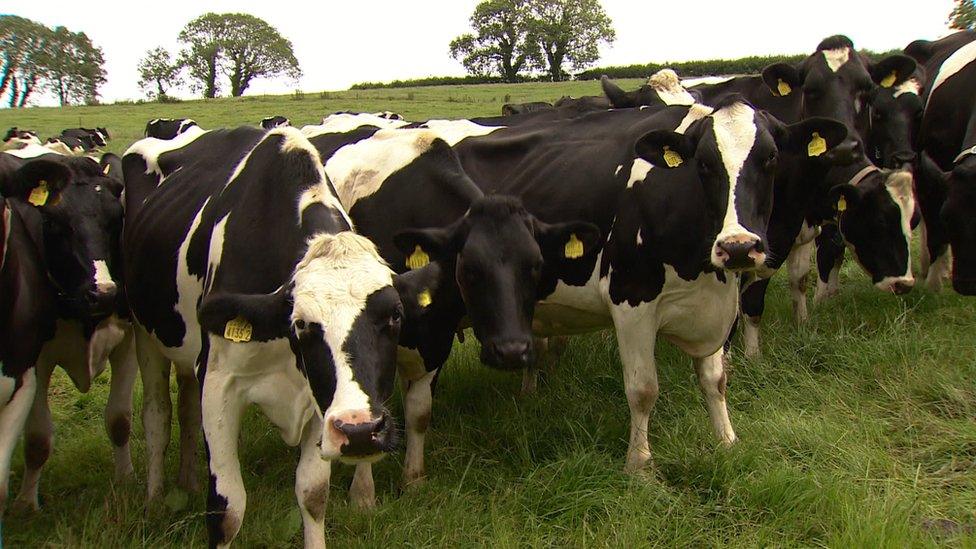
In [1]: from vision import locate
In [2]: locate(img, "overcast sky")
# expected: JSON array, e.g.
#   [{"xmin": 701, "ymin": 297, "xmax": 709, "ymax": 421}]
[{"xmin": 7, "ymin": 0, "xmax": 958, "ymax": 105}]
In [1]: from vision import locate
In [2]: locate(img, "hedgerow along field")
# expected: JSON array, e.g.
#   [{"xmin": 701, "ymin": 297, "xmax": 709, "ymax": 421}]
[{"xmin": 1, "ymin": 80, "xmax": 975, "ymax": 547}]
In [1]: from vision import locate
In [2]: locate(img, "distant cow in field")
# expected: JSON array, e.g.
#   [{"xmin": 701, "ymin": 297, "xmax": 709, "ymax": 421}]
[
  {"xmin": 260, "ymin": 115, "xmax": 290, "ymax": 129},
  {"xmin": 2, "ymin": 128, "xmax": 41, "ymax": 150},
  {"xmin": 501, "ymin": 101, "xmax": 553, "ymax": 116},
  {"xmin": 144, "ymin": 118, "xmax": 199, "ymax": 140}
]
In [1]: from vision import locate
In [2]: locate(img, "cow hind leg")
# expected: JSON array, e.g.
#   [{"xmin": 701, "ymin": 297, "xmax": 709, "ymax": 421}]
[
  {"xmin": 693, "ymin": 350, "xmax": 737, "ymax": 446},
  {"xmin": 787, "ymin": 241, "xmax": 813, "ymax": 324},
  {"xmin": 402, "ymin": 369, "xmax": 437, "ymax": 489},
  {"xmin": 14, "ymin": 361, "xmax": 55, "ymax": 510},
  {"xmin": 135, "ymin": 328, "xmax": 172, "ymax": 502},
  {"xmin": 202, "ymin": 371, "xmax": 247, "ymax": 548},
  {"xmin": 0, "ymin": 369, "xmax": 37, "ymax": 515},
  {"xmin": 295, "ymin": 416, "xmax": 330, "ymax": 549},
  {"xmin": 176, "ymin": 365, "xmax": 201, "ymax": 493},
  {"xmin": 612, "ymin": 310, "xmax": 659, "ymax": 473},
  {"xmin": 105, "ymin": 329, "xmax": 137, "ymax": 481}
]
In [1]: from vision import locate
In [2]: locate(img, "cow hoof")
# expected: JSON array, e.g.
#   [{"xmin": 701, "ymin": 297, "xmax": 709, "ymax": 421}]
[{"xmin": 11, "ymin": 497, "xmax": 40, "ymax": 513}]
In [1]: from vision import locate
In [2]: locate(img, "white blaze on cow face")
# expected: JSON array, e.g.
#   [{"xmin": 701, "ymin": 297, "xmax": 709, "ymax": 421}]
[
  {"xmin": 93, "ymin": 259, "xmax": 116, "ymax": 294},
  {"xmin": 709, "ymin": 103, "xmax": 763, "ymax": 269},
  {"xmin": 823, "ymin": 47, "xmax": 851, "ymax": 72},
  {"xmin": 290, "ymin": 232, "xmax": 396, "ymax": 460}
]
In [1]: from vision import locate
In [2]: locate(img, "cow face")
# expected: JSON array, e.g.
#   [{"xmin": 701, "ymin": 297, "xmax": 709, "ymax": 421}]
[
  {"xmin": 394, "ymin": 196, "xmax": 600, "ymax": 370},
  {"xmin": 636, "ymin": 102, "xmax": 848, "ymax": 272},
  {"xmin": 828, "ymin": 169, "xmax": 915, "ymax": 293},
  {"xmin": 199, "ymin": 232, "xmax": 440, "ymax": 461},
  {"xmin": 920, "ymin": 153, "xmax": 976, "ymax": 295},
  {"xmin": 1, "ymin": 158, "xmax": 123, "ymax": 318},
  {"xmin": 866, "ymin": 81, "xmax": 923, "ymax": 169}
]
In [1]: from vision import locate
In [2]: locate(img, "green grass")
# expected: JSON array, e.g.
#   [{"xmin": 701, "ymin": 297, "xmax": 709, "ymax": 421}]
[{"xmin": 2, "ymin": 82, "xmax": 975, "ymax": 547}]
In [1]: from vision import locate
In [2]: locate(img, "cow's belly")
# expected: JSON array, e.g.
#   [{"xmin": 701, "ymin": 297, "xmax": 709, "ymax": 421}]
[
  {"xmin": 38, "ymin": 316, "xmax": 128, "ymax": 393},
  {"xmin": 533, "ymin": 260, "xmax": 612, "ymax": 336},
  {"xmin": 654, "ymin": 267, "xmax": 738, "ymax": 357}
]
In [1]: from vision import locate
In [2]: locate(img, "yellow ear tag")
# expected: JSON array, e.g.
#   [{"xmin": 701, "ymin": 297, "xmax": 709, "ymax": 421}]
[
  {"xmin": 564, "ymin": 233, "xmax": 584, "ymax": 259},
  {"xmin": 224, "ymin": 316, "xmax": 253, "ymax": 343},
  {"xmin": 406, "ymin": 245, "xmax": 429, "ymax": 270},
  {"xmin": 662, "ymin": 145, "xmax": 683, "ymax": 168},
  {"xmin": 102, "ymin": 163, "xmax": 111, "ymax": 175},
  {"xmin": 808, "ymin": 132, "xmax": 827, "ymax": 157},
  {"xmin": 880, "ymin": 71, "xmax": 897, "ymax": 88},
  {"xmin": 837, "ymin": 196, "xmax": 847, "ymax": 212},
  {"xmin": 777, "ymin": 79, "xmax": 792, "ymax": 96},
  {"xmin": 28, "ymin": 180, "xmax": 49, "ymax": 206},
  {"xmin": 417, "ymin": 288, "xmax": 432, "ymax": 308}
]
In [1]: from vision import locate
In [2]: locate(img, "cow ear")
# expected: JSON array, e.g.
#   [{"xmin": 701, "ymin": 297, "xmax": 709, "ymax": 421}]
[
  {"xmin": 2, "ymin": 159, "xmax": 72, "ymax": 208},
  {"xmin": 635, "ymin": 129, "xmax": 695, "ymax": 169},
  {"xmin": 762, "ymin": 63, "xmax": 802, "ymax": 97},
  {"xmin": 393, "ymin": 261, "xmax": 442, "ymax": 318},
  {"xmin": 534, "ymin": 219, "xmax": 602, "ymax": 262},
  {"xmin": 393, "ymin": 219, "xmax": 466, "ymax": 269},
  {"xmin": 827, "ymin": 184, "xmax": 861, "ymax": 217},
  {"xmin": 198, "ymin": 284, "xmax": 294, "ymax": 342},
  {"xmin": 601, "ymin": 75, "xmax": 635, "ymax": 108},
  {"xmin": 779, "ymin": 117, "xmax": 848, "ymax": 157},
  {"xmin": 870, "ymin": 55, "xmax": 917, "ymax": 89}
]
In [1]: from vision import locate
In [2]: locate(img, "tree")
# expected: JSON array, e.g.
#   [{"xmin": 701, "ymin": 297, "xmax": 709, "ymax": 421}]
[
  {"xmin": 178, "ymin": 13, "xmax": 301, "ymax": 98},
  {"xmin": 449, "ymin": 0, "xmax": 538, "ymax": 82},
  {"xmin": 43, "ymin": 26, "xmax": 107, "ymax": 106},
  {"xmin": 526, "ymin": 0, "xmax": 615, "ymax": 82},
  {"xmin": 138, "ymin": 47, "xmax": 183, "ymax": 100},
  {"xmin": 949, "ymin": 0, "xmax": 976, "ymax": 29}
]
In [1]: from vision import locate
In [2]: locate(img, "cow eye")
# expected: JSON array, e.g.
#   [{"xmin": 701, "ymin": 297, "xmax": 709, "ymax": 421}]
[
  {"xmin": 293, "ymin": 319, "xmax": 307, "ymax": 332},
  {"xmin": 764, "ymin": 152, "xmax": 778, "ymax": 172},
  {"xmin": 387, "ymin": 307, "xmax": 402, "ymax": 330}
]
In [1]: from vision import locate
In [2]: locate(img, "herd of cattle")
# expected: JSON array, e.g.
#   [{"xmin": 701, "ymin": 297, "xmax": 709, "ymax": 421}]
[{"xmin": 1, "ymin": 31, "xmax": 975, "ymax": 547}]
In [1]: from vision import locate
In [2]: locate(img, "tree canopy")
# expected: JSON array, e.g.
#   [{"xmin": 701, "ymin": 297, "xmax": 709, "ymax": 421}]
[
  {"xmin": 949, "ymin": 0, "xmax": 976, "ymax": 29},
  {"xmin": 449, "ymin": 0, "xmax": 538, "ymax": 82},
  {"xmin": 137, "ymin": 47, "xmax": 183, "ymax": 100},
  {"xmin": 527, "ymin": 0, "xmax": 615, "ymax": 81}
]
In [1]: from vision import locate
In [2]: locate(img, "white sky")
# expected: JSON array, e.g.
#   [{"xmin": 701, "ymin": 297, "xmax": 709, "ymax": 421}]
[{"xmin": 7, "ymin": 0, "xmax": 957, "ymax": 105}]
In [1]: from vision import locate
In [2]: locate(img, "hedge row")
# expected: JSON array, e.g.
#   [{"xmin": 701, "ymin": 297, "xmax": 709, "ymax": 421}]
[{"xmin": 350, "ymin": 49, "xmax": 904, "ymax": 89}]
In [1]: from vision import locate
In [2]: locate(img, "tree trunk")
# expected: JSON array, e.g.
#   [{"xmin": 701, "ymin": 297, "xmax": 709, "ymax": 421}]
[
  {"xmin": 205, "ymin": 55, "xmax": 218, "ymax": 98},
  {"xmin": 18, "ymin": 76, "xmax": 35, "ymax": 108},
  {"xmin": 0, "ymin": 56, "xmax": 11, "ymax": 100},
  {"xmin": 7, "ymin": 74, "xmax": 17, "ymax": 108},
  {"xmin": 156, "ymin": 78, "xmax": 165, "ymax": 98}
]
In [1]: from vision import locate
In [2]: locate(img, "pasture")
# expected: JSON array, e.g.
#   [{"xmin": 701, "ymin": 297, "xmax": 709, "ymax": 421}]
[{"xmin": 1, "ymin": 80, "xmax": 975, "ymax": 547}]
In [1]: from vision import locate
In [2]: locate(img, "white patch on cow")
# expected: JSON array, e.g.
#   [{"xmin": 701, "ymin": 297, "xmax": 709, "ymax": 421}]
[
  {"xmin": 647, "ymin": 69, "xmax": 696, "ymax": 105},
  {"xmin": 710, "ymin": 103, "xmax": 760, "ymax": 250},
  {"xmin": 170, "ymin": 197, "xmax": 210, "ymax": 362},
  {"xmin": 683, "ymin": 75, "xmax": 735, "ymax": 88},
  {"xmin": 882, "ymin": 169, "xmax": 916, "ymax": 286},
  {"xmin": 928, "ymin": 39, "xmax": 976, "ymax": 100},
  {"xmin": 421, "ymin": 119, "xmax": 502, "ymax": 146},
  {"xmin": 627, "ymin": 104, "xmax": 713, "ymax": 189},
  {"xmin": 125, "ymin": 125, "xmax": 207, "ymax": 177},
  {"xmin": 205, "ymin": 215, "xmax": 230, "ymax": 294},
  {"xmin": 0, "ymin": 368, "xmax": 37, "ymax": 497},
  {"xmin": 614, "ymin": 164, "xmax": 623, "ymax": 176},
  {"xmin": 93, "ymin": 259, "xmax": 116, "ymax": 294},
  {"xmin": 326, "ymin": 129, "xmax": 441, "ymax": 208},
  {"xmin": 290, "ymin": 232, "xmax": 395, "ymax": 456},
  {"xmin": 627, "ymin": 160, "xmax": 653, "ymax": 189},
  {"xmin": 1, "ymin": 203, "xmax": 10, "ymax": 272},
  {"xmin": 303, "ymin": 113, "xmax": 409, "ymax": 137},
  {"xmin": 636, "ymin": 229, "xmax": 643, "ymax": 246},
  {"xmin": 4, "ymin": 142, "xmax": 67, "ymax": 159},
  {"xmin": 893, "ymin": 78, "xmax": 921, "ymax": 98},
  {"xmin": 177, "ymin": 119, "xmax": 197, "ymax": 134},
  {"xmin": 823, "ymin": 47, "xmax": 851, "ymax": 72}
]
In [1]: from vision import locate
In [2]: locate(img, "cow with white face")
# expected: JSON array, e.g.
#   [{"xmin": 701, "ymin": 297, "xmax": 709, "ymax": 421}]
[{"xmin": 122, "ymin": 126, "xmax": 438, "ymax": 547}]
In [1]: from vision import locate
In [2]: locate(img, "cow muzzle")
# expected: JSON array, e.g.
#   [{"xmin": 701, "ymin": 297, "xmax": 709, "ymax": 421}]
[
  {"xmin": 713, "ymin": 235, "xmax": 766, "ymax": 271},
  {"xmin": 323, "ymin": 409, "xmax": 394, "ymax": 462},
  {"xmin": 481, "ymin": 338, "xmax": 534, "ymax": 370},
  {"xmin": 86, "ymin": 285, "xmax": 118, "ymax": 316}
]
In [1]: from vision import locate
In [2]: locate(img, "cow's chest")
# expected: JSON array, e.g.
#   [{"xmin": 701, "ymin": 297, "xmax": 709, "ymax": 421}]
[{"xmin": 651, "ymin": 266, "xmax": 738, "ymax": 356}]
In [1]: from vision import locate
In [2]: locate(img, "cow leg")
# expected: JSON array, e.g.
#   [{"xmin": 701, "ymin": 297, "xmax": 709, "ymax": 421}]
[
  {"xmin": 349, "ymin": 463, "xmax": 374, "ymax": 510},
  {"xmin": 136, "ymin": 328, "xmax": 172, "ymax": 502},
  {"xmin": 295, "ymin": 416, "xmax": 330, "ymax": 549},
  {"xmin": 0, "ymin": 369, "xmax": 36, "ymax": 515},
  {"xmin": 521, "ymin": 337, "xmax": 548, "ymax": 395},
  {"xmin": 693, "ymin": 350, "xmax": 736, "ymax": 446},
  {"xmin": 787, "ymin": 241, "xmax": 813, "ymax": 324},
  {"xmin": 202, "ymin": 370, "xmax": 247, "ymax": 548},
  {"xmin": 105, "ymin": 328, "xmax": 137, "ymax": 481},
  {"xmin": 14, "ymin": 360, "xmax": 55, "ymax": 510},
  {"xmin": 402, "ymin": 368, "xmax": 437, "ymax": 489},
  {"xmin": 918, "ymin": 220, "xmax": 931, "ymax": 281},
  {"xmin": 612, "ymin": 307, "xmax": 659, "ymax": 473},
  {"xmin": 740, "ymin": 278, "xmax": 770, "ymax": 358},
  {"xmin": 176, "ymin": 365, "xmax": 201, "ymax": 493},
  {"xmin": 814, "ymin": 228, "xmax": 844, "ymax": 305}
]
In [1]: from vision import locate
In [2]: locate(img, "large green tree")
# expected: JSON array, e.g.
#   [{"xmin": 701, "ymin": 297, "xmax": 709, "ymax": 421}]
[
  {"xmin": 0, "ymin": 16, "xmax": 52, "ymax": 108},
  {"xmin": 43, "ymin": 26, "xmax": 106, "ymax": 106},
  {"xmin": 178, "ymin": 13, "xmax": 301, "ymax": 98},
  {"xmin": 949, "ymin": 0, "xmax": 976, "ymax": 29},
  {"xmin": 526, "ymin": 0, "xmax": 615, "ymax": 82},
  {"xmin": 137, "ymin": 47, "xmax": 183, "ymax": 100},
  {"xmin": 449, "ymin": 0, "xmax": 538, "ymax": 82}
]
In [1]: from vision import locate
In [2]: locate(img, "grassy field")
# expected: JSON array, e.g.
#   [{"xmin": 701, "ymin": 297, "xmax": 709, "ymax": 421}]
[{"xmin": 2, "ymin": 82, "xmax": 975, "ymax": 547}]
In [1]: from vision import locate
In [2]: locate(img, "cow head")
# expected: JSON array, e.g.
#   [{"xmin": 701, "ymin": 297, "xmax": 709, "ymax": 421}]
[
  {"xmin": 827, "ymin": 167, "xmax": 915, "ymax": 293},
  {"xmin": 865, "ymin": 78, "xmax": 923, "ymax": 169},
  {"xmin": 393, "ymin": 196, "xmax": 600, "ymax": 370},
  {"xmin": 762, "ymin": 36, "xmax": 917, "ymax": 163},
  {"xmin": 918, "ymin": 151, "xmax": 976, "ymax": 295},
  {"xmin": 199, "ymin": 232, "xmax": 440, "ymax": 462},
  {"xmin": 1, "ymin": 157, "xmax": 124, "ymax": 319},
  {"xmin": 635, "ymin": 101, "xmax": 848, "ymax": 272}
]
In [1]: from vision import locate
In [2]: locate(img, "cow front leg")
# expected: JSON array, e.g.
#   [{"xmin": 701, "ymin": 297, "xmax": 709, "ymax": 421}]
[
  {"xmin": 740, "ymin": 278, "xmax": 771, "ymax": 358},
  {"xmin": 693, "ymin": 350, "xmax": 737, "ymax": 446},
  {"xmin": 176, "ymin": 365, "xmax": 201, "ymax": 493},
  {"xmin": 611, "ymin": 308, "xmax": 659, "ymax": 473},
  {"xmin": 202, "ymin": 370, "xmax": 247, "ymax": 548},
  {"xmin": 787, "ymin": 240, "xmax": 813, "ymax": 324},
  {"xmin": 0, "ymin": 369, "xmax": 37, "ymax": 515},
  {"xmin": 135, "ymin": 327, "xmax": 172, "ymax": 502},
  {"xmin": 349, "ymin": 463, "xmax": 375, "ymax": 510},
  {"xmin": 814, "ymin": 226, "xmax": 844, "ymax": 305},
  {"xmin": 295, "ymin": 416, "xmax": 330, "ymax": 549},
  {"xmin": 520, "ymin": 337, "xmax": 548, "ymax": 395},
  {"xmin": 402, "ymin": 368, "xmax": 437, "ymax": 489},
  {"xmin": 14, "ymin": 360, "xmax": 55, "ymax": 510},
  {"xmin": 105, "ymin": 328, "xmax": 137, "ymax": 481}
]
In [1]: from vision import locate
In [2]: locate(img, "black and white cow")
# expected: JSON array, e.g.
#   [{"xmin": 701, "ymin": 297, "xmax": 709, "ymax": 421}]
[
  {"xmin": 911, "ymin": 31, "xmax": 976, "ymax": 294},
  {"xmin": 0, "ymin": 150, "xmax": 128, "ymax": 515},
  {"xmin": 122, "ymin": 126, "xmax": 439, "ymax": 547},
  {"xmin": 2, "ymin": 128, "xmax": 41, "ymax": 150},
  {"xmin": 260, "ymin": 116, "xmax": 291, "ymax": 129},
  {"xmin": 501, "ymin": 101, "xmax": 553, "ymax": 116},
  {"xmin": 144, "ymin": 118, "xmax": 199, "ymax": 140},
  {"xmin": 54, "ymin": 128, "xmax": 109, "ymax": 152}
]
